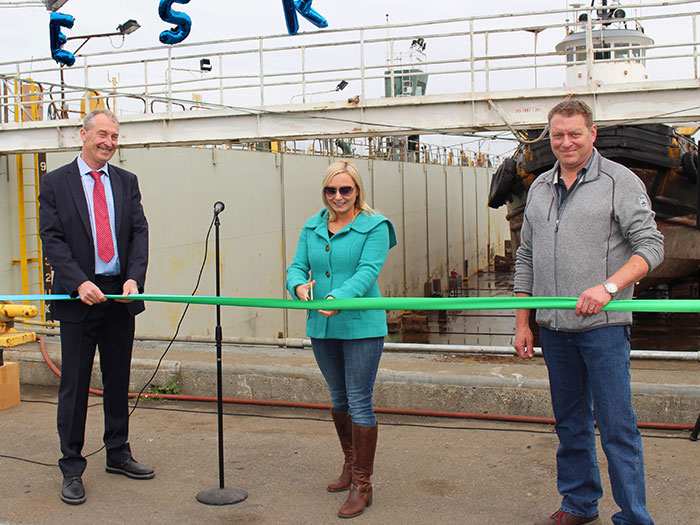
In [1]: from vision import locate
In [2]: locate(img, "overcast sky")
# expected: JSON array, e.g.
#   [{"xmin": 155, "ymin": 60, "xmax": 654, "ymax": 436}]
[
  {"xmin": 1, "ymin": 2, "xmax": 546, "ymax": 55},
  {"xmin": 1, "ymin": 1, "xmax": 696, "ymax": 154},
  {"xmin": 0, "ymin": 0, "xmax": 681, "ymax": 62}
]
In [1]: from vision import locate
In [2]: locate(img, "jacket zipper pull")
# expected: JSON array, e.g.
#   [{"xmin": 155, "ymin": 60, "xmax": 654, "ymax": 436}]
[{"xmin": 555, "ymin": 219, "xmax": 560, "ymax": 232}]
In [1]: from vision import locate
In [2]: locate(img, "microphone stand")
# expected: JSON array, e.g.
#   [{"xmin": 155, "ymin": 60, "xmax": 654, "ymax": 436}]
[{"xmin": 197, "ymin": 202, "xmax": 248, "ymax": 506}]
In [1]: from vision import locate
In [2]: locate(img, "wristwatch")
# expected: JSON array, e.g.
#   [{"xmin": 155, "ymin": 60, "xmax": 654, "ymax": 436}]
[{"xmin": 603, "ymin": 281, "xmax": 618, "ymax": 297}]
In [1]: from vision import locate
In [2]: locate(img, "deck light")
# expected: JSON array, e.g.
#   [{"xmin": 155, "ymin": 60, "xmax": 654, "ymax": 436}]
[
  {"xmin": 200, "ymin": 58, "xmax": 212, "ymax": 72},
  {"xmin": 117, "ymin": 19, "xmax": 140, "ymax": 36}
]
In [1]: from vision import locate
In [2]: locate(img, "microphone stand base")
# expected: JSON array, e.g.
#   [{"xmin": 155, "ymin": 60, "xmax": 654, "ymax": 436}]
[{"xmin": 196, "ymin": 486, "xmax": 248, "ymax": 506}]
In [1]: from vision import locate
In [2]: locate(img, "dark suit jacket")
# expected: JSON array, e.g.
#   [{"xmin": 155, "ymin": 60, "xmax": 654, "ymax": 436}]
[{"xmin": 39, "ymin": 159, "xmax": 149, "ymax": 322}]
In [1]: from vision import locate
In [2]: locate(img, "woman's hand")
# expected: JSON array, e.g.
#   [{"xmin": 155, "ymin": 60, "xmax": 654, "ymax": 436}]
[
  {"xmin": 318, "ymin": 295, "xmax": 339, "ymax": 318},
  {"xmin": 295, "ymin": 280, "xmax": 315, "ymax": 301}
]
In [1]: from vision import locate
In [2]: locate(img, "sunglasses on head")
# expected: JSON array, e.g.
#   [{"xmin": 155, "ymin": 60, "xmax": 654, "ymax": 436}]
[{"xmin": 323, "ymin": 185, "xmax": 355, "ymax": 197}]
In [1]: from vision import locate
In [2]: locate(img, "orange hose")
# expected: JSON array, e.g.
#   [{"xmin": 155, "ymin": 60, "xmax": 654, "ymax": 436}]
[{"xmin": 37, "ymin": 336, "xmax": 694, "ymax": 431}]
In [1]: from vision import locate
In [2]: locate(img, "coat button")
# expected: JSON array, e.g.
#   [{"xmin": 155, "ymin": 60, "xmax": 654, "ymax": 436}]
[
  {"xmin": 325, "ymin": 245, "xmax": 330, "ymax": 252},
  {"xmin": 326, "ymin": 271, "xmax": 330, "ymax": 278}
]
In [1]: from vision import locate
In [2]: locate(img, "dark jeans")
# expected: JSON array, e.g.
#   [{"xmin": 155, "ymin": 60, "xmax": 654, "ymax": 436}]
[{"xmin": 540, "ymin": 325, "xmax": 653, "ymax": 525}]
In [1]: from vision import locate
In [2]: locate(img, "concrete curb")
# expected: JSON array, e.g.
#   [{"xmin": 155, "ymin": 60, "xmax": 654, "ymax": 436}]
[{"xmin": 6, "ymin": 346, "xmax": 700, "ymax": 425}]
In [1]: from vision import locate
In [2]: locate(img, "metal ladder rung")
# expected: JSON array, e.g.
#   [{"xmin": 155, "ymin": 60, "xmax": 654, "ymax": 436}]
[{"xmin": 15, "ymin": 150, "xmax": 47, "ymax": 322}]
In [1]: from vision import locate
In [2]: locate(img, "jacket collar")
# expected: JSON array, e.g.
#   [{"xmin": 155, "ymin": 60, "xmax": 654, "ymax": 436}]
[{"xmin": 307, "ymin": 208, "xmax": 382, "ymax": 234}]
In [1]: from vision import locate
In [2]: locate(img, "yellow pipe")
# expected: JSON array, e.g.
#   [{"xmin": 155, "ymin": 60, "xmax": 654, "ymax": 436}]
[{"xmin": 0, "ymin": 304, "xmax": 39, "ymax": 319}]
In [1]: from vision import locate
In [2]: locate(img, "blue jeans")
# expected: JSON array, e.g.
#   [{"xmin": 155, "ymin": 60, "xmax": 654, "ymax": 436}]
[
  {"xmin": 540, "ymin": 326, "xmax": 653, "ymax": 525},
  {"xmin": 311, "ymin": 337, "xmax": 383, "ymax": 426}
]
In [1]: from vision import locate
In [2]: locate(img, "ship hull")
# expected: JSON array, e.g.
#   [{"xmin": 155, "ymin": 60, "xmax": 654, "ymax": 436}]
[{"xmin": 490, "ymin": 124, "xmax": 700, "ymax": 291}]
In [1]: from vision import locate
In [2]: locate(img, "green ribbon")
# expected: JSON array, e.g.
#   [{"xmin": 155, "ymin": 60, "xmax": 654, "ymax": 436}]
[
  {"xmin": 92, "ymin": 294, "xmax": 700, "ymax": 313},
  {"xmin": 3, "ymin": 294, "xmax": 700, "ymax": 312}
]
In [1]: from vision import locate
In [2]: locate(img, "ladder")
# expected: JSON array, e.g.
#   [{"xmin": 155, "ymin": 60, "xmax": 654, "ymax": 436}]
[{"xmin": 13, "ymin": 79, "xmax": 48, "ymax": 321}]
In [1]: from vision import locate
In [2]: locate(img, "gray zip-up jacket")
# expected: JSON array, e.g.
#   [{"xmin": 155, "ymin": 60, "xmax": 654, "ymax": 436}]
[{"xmin": 514, "ymin": 149, "xmax": 664, "ymax": 331}]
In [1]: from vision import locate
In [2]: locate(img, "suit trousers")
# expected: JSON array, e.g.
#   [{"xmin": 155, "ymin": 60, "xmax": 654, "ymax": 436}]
[{"xmin": 57, "ymin": 277, "xmax": 135, "ymax": 477}]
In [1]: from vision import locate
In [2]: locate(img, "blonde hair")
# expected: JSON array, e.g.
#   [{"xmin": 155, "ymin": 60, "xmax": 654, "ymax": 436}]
[{"xmin": 321, "ymin": 160, "xmax": 374, "ymax": 222}]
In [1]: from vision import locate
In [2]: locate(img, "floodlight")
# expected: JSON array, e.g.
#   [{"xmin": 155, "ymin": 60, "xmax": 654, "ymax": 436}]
[{"xmin": 117, "ymin": 19, "xmax": 140, "ymax": 36}]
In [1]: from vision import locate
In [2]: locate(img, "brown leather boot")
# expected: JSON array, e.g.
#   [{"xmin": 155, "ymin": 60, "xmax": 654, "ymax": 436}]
[
  {"xmin": 338, "ymin": 424, "xmax": 377, "ymax": 519},
  {"xmin": 327, "ymin": 411, "xmax": 353, "ymax": 492}
]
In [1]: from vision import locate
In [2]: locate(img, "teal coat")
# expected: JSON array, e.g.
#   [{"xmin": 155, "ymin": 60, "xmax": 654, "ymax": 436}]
[{"xmin": 286, "ymin": 209, "xmax": 397, "ymax": 339}]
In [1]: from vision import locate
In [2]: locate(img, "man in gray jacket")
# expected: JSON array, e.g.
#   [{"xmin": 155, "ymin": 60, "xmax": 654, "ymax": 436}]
[{"xmin": 514, "ymin": 100, "xmax": 663, "ymax": 525}]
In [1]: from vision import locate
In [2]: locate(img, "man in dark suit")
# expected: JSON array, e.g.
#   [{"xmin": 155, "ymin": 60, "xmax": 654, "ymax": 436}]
[{"xmin": 39, "ymin": 109, "xmax": 153, "ymax": 505}]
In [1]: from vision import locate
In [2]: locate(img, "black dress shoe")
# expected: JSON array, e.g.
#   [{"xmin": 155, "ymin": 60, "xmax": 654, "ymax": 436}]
[
  {"xmin": 61, "ymin": 476, "xmax": 86, "ymax": 505},
  {"xmin": 106, "ymin": 458, "xmax": 155, "ymax": 479}
]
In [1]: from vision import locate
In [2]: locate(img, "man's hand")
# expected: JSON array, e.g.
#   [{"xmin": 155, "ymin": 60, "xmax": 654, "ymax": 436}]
[
  {"xmin": 77, "ymin": 280, "xmax": 106, "ymax": 305},
  {"xmin": 114, "ymin": 279, "xmax": 139, "ymax": 303},
  {"xmin": 514, "ymin": 323, "xmax": 535, "ymax": 359},
  {"xmin": 514, "ymin": 295, "xmax": 535, "ymax": 359},
  {"xmin": 318, "ymin": 295, "xmax": 339, "ymax": 318},
  {"xmin": 575, "ymin": 284, "xmax": 611, "ymax": 317}
]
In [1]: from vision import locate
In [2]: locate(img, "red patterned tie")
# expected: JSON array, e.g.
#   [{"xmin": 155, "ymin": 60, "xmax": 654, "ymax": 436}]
[{"xmin": 89, "ymin": 170, "xmax": 115, "ymax": 262}]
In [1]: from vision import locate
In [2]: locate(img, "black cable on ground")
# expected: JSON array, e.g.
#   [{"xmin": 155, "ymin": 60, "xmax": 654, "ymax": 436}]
[{"xmin": 0, "ymin": 213, "xmax": 216, "ymax": 467}]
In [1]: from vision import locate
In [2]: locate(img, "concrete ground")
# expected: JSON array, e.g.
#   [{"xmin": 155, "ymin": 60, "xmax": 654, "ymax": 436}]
[
  {"xmin": 1, "ymin": 385, "xmax": 699, "ymax": 524},
  {"xmin": 3, "ymin": 328, "xmax": 700, "ymax": 524}
]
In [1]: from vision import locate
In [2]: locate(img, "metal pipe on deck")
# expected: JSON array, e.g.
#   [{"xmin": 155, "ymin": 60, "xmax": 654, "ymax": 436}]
[{"xmin": 112, "ymin": 333, "xmax": 700, "ymax": 361}]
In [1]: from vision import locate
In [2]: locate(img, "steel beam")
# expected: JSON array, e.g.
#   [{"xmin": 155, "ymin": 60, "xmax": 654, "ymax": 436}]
[{"xmin": 1, "ymin": 81, "xmax": 699, "ymax": 154}]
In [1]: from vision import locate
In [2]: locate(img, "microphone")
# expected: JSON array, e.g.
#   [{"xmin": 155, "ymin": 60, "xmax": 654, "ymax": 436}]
[{"xmin": 213, "ymin": 201, "xmax": 225, "ymax": 215}]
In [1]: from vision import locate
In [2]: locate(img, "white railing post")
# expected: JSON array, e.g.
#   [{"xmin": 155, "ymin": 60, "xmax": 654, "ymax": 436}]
[
  {"xmin": 693, "ymin": 13, "xmax": 698, "ymax": 80},
  {"xmin": 585, "ymin": 7, "xmax": 594, "ymax": 87},
  {"xmin": 360, "ymin": 28, "xmax": 366, "ymax": 102},
  {"xmin": 144, "ymin": 61, "xmax": 149, "ymax": 113},
  {"xmin": 259, "ymin": 37, "xmax": 265, "ymax": 107},
  {"xmin": 83, "ymin": 57, "xmax": 89, "ymax": 113},
  {"xmin": 219, "ymin": 54, "xmax": 224, "ymax": 107},
  {"xmin": 484, "ymin": 32, "xmax": 489, "ymax": 93},
  {"xmin": 15, "ymin": 63, "xmax": 21, "ymax": 125},
  {"xmin": 389, "ymin": 37, "xmax": 395, "ymax": 97},
  {"xmin": 301, "ymin": 46, "xmax": 306, "ymax": 103},
  {"xmin": 167, "ymin": 46, "xmax": 173, "ymax": 117},
  {"xmin": 533, "ymin": 30, "xmax": 539, "ymax": 89},
  {"xmin": 469, "ymin": 19, "xmax": 475, "ymax": 96}
]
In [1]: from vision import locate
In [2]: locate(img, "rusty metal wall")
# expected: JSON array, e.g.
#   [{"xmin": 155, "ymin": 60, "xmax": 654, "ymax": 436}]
[{"xmin": 3, "ymin": 148, "xmax": 507, "ymax": 339}]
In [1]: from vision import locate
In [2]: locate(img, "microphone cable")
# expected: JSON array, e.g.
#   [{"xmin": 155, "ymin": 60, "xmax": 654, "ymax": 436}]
[
  {"xmin": 84, "ymin": 208, "xmax": 217, "ymax": 459},
  {"xmin": 0, "ymin": 209, "xmax": 216, "ymax": 467}
]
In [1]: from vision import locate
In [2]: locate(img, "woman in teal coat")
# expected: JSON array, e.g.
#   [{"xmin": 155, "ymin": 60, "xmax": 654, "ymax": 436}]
[{"xmin": 286, "ymin": 160, "xmax": 396, "ymax": 519}]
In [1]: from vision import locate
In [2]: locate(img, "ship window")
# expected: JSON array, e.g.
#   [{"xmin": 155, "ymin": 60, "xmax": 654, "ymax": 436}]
[
  {"xmin": 594, "ymin": 42, "xmax": 611, "ymax": 60},
  {"xmin": 575, "ymin": 45, "xmax": 586, "ymax": 62},
  {"xmin": 614, "ymin": 42, "xmax": 630, "ymax": 59}
]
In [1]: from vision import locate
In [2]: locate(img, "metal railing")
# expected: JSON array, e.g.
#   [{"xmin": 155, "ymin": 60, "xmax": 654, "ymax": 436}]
[
  {"xmin": 0, "ymin": 1, "xmax": 698, "ymax": 125},
  {"xmin": 236, "ymin": 136, "xmax": 504, "ymax": 166}
]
